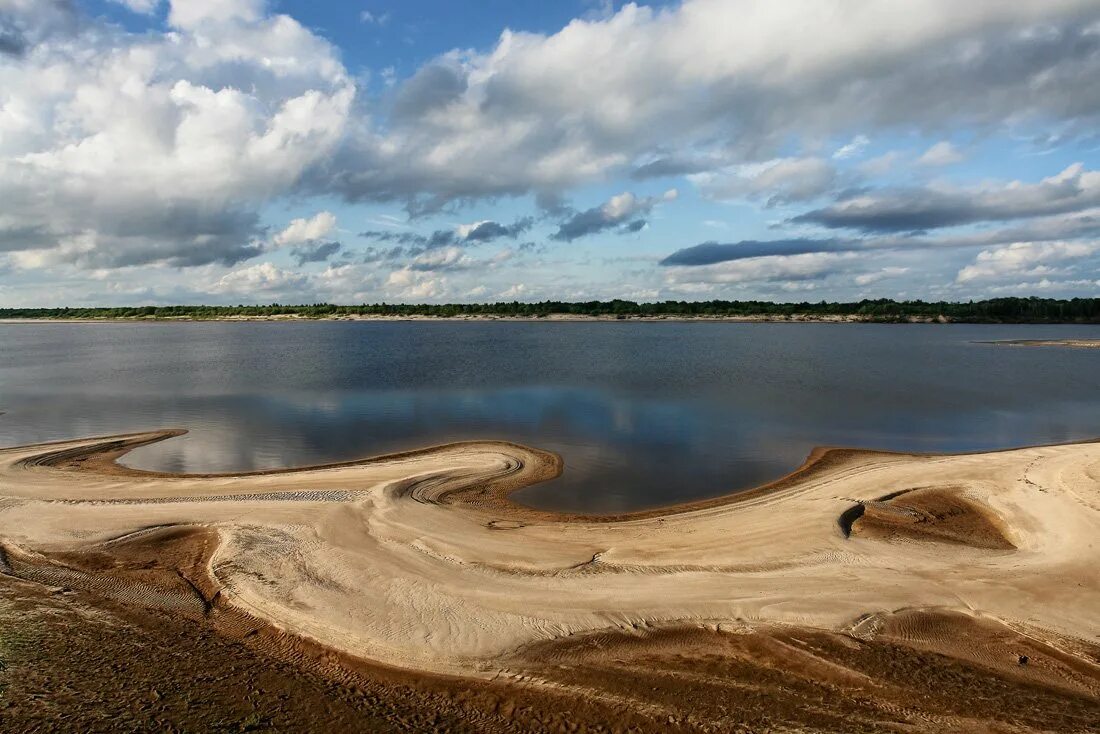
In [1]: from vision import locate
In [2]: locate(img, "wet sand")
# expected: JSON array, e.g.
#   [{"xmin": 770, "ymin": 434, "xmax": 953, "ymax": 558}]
[{"xmin": 2, "ymin": 431, "xmax": 1099, "ymax": 731}]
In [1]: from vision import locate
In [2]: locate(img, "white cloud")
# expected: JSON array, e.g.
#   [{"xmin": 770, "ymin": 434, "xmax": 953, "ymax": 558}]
[
  {"xmin": 273, "ymin": 211, "xmax": 337, "ymax": 247},
  {"xmin": 385, "ymin": 268, "xmax": 447, "ymax": 299},
  {"xmin": 664, "ymin": 252, "xmax": 858, "ymax": 286},
  {"xmin": 5, "ymin": 0, "xmax": 1100, "ymax": 303},
  {"xmin": 859, "ymin": 151, "xmax": 903, "ymax": 176},
  {"xmin": 360, "ymin": 10, "xmax": 390, "ymax": 26},
  {"xmin": 855, "ymin": 267, "xmax": 910, "ymax": 286},
  {"xmin": 0, "ymin": 0, "xmax": 353, "ymax": 268},
  {"xmin": 918, "ymin": 141, "xmax": 965, "ymax": 166},
  {"xmin": 109, "ymin": 0, "xmax": 160, "ymax": 13},
  {"xmin": 211, "ymin": 262, "xmax": 309, "ymax": 294},
  {"xmin": 833, "ymin": 135, "xmax": 870, "ymax": 160},
  {"xmin": 692, "ymin": 157, "xmax": 839, "ymax": 204},
  {"xmin": 327, "ymin": 0, "xmax": 1100, "ymax": 208},
  {"xmin": 956, "ymin": 241, "xmax": 1099, "ymax": 282},
  {"xmin": 408, "ymin": 246, "xmax": 475, "ymax": 271},
  {"xmin": 167, "ymin": 0, "xmax": 265, "ymax": 29}
]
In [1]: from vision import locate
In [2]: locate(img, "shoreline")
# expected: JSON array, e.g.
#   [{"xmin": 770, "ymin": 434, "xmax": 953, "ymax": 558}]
[
  {"xmin": 2, "ymin": 313, "xmax": 1098, "ymax": 324},
  {"xmin": 3, "ymin": 430, "xmax": 1099, "ymax": 730},
  {"xmin": 1, "ymin": 314, "xmax": 933, "ymax": 323}
]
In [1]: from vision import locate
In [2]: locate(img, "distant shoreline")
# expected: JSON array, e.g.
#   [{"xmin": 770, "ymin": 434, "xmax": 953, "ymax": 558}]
[
  {"xmin": 0, "ymin": 314, "xmax": 945, "ymax": 324},
  {"xmin": 2, "ymin": 297, "xmax": 1097, "ymax": 324},
  {"xmin": 1, "ymin": 314, "xmax": 1099, "ymax": 324}
]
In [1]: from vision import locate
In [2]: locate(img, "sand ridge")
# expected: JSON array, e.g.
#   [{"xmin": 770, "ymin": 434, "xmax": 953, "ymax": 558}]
[{"xmin": 1, "ymin": 430, "xmax": 1099, "ymax": 683}]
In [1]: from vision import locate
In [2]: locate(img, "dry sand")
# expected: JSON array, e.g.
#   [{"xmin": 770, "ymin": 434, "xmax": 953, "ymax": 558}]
[{"xmin": 2, "ymin": 430, "xmax": 1099, "ymax": 731}]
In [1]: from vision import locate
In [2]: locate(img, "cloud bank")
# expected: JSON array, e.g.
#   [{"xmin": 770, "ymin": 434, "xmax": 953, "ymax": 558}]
[{"xmin": 3, "ymin": 0, "xmax": 1100, "ymax": 302}]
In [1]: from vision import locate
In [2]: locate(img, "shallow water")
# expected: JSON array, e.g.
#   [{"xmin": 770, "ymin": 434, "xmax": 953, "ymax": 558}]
[{"xmin": 1, "ymin": 321, "xmax": 1098, "ymax": 512}]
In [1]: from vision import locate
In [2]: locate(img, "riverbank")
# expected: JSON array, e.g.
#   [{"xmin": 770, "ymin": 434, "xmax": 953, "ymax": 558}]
[
  {"xmin": 2, "ymin": 296, "xmax": 1097, "ymax": 324},
  {"xmin": 2, "ymin": 431, "xmax": 1098, "ymax": 730},
  {"xmin": 0, "ymin": 313, "xmax": 947, "ymax": 323}
]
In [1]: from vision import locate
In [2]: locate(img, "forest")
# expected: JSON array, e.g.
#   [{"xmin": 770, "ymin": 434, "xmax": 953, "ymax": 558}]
[{"xmin": 2, "ymin": 297, "xmax": 1099, "ymax": 322}]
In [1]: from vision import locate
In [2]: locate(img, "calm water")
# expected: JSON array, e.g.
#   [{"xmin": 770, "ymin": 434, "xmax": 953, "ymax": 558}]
[{"xmin": 1, "ymin": 321, "xmax": 1098, "ymax": 512}]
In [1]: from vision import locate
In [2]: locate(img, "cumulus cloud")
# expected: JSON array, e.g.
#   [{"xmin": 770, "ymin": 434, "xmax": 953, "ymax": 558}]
[
  {"xmin": 6, "ymin": 0, "xmax": 1100, "ymax": 300},
  {"xmin": 0, "ymin": 0, "xmax": 353, "ymax": 269},
  {"xmin": 273, "ymin": 212, "xmax": 337, "ymax": 248},
  {"xmin": 0, "ymin": 0, "xmax": 78, "ymax": 59},
  {"xmin": 956, "ymin": 241, "xmax": 1099, "ymax": 283},
  {"xmin": 794, "ymin": 164, "xmax": 1100, "ymax": 232},
  {"xmin": 551, "ymin": 189, "xmax": 676, "ymax": 241},
  {"xmin": 385, "ymin": 268, "xmax": 447, "ymax": 299},
  {"xmin": 320, "ymin": 0, "xmax": 1100, "ymax": 209},
  {"xmin": 407, "ymin": 246, "xmax": 476, "ymax": 271},
  {"xmin": 211, "ymin": 262, "xmax": 309, "ymax": 294}
]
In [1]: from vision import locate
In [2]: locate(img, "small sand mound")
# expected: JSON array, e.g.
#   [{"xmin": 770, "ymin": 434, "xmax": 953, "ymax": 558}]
[{"xmin": 844, "ymin": 487, "xmax": 1015, "ymax": 549}]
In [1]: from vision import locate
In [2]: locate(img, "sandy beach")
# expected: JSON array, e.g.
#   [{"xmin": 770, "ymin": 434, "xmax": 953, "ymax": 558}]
[{"xmin": 2, "ymin": 431, "xmax": 1099, "ymax": 731}]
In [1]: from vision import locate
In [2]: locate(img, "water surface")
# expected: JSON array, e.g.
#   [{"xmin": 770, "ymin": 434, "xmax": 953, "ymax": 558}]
[{"xmin": 1, "ymin": 322, "xmax": 1098, "ymax": 512}]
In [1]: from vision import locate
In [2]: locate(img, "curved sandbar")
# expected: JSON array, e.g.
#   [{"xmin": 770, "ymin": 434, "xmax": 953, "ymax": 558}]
[{"xmin": 1, "ymin": 430, "xmax": 1099, "ymax": 679}]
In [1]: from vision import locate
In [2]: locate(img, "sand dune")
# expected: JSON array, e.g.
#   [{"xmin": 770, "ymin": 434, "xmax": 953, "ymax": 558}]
[{"xmin": 2, "ymin": 430, "xmax": 1099, "ymax": 729}]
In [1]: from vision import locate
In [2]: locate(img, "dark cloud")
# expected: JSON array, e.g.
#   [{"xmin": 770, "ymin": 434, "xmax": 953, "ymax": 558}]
[
  {"xmin": 551, "ymin": 191, "xmax": 674, "ymax": 242},
  {"xmin": 534, "ymin": 191, "xmax": 569, "ymax": 216},
  {"xmin": 0, "ymin": 0, "xmax": 77, "ymax": 57},
  {"xmin": 794, "ymin": 190, "xmax": 991, "ymax": 232},
  {"xmin": 5, "ymin": 204, "xmax": 268, "ymax": 269},
  {"xmin": 291, "ymin": 240, "xmax": 342, "ymax": 265},
  {"xmin": 358, "ymin": 216, "xmax": 533, "ymax": 253},
  {"xmin": 359, "ymin": 245, "xmax": 409, "ymax": 263},
  {"xmin": 464, "ymin": 216, "xmax": 533, "ymax": 242},
  {"xmin": 391, "ymin": 62, "xmax": 468, "ymax": 121},
  {"xmin": 96, "ymin": 206, "xmax": 265, "ymax": 268},
  {"xmin": 0, "ymin": 24, "xmax": 27, "ymax": 57},
  {"xmin": 660, "ymin": 239, "xmax": 850, "ymax": 266},
  {"xmin": 0, "ymin": 224, "xmax": 54, "ymax": 251},
  {"xmin": 516, "ymin": 241, "xmax": 545, "ymax": 253},
  {"xmin": 630, "ymin": 156, "xmax": 714, "ymax": 180},
  {"xmin": 793, "ymin": 164, "xmax": 1099, "ymax": 232},
  {"xmin": 357, "ymin": 230, "xmax": 432, "ymax": 246}
]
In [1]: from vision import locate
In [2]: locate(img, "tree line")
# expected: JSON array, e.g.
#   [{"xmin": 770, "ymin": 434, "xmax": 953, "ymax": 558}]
[{"xmin": 2, "ymin": 298, "xmax": 1099, "ymax": 322}]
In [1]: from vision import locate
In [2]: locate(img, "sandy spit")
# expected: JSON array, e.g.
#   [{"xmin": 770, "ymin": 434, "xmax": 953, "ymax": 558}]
[{"xmin": 977, "ymin": 338, "xmax": 1100, "ymax": 348}]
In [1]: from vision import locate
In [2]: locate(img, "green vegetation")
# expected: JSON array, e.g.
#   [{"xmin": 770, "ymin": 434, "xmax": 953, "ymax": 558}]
[{"xmin": 1, "ymin": 297, "xmax": 1098, "ymax": 323}]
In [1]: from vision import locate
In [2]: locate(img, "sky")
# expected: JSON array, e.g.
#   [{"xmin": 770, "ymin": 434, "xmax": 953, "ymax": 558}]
[{"xmin": 1, "ymin": 0, "xmax": 1100, "ymax": 306}]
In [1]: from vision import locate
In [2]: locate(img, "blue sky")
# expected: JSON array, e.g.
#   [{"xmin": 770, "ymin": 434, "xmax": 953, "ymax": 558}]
[{"xmin": 1, "ymin": 0, "xmax": 1099, "ymax": 305}]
